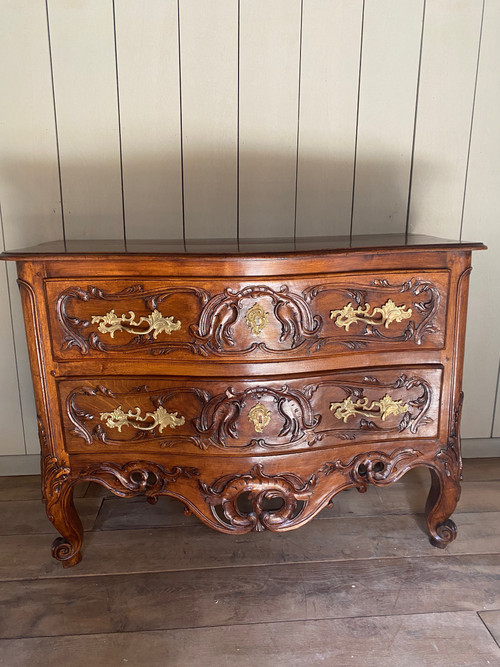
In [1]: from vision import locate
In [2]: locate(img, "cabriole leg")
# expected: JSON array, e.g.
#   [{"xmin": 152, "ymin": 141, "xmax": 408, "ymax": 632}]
[
  {"xmin": 425, "ymin": 465, "xmax": 461, "ymax": 549},
  {"xmin": 42, "ymin": 457, "xmax": 83, "ymax": 567}
]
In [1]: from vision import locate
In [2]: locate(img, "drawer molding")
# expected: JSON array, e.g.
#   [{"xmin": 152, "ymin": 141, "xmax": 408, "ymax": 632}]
[{"xmin": 53, "ymin": 276, "xmax": 442, "ymax": 358}]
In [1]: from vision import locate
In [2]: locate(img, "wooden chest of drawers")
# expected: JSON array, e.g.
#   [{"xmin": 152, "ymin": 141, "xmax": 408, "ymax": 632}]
[{"xmin": 2, "ymin": 235, "xmax": 485, "ymax": 567}]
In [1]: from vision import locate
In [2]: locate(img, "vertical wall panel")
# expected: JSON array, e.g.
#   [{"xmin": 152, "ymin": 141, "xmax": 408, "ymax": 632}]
[
  {"xmin": 239, "ymin": 0, "xmax": 302, "ymax": 239},
  {"xmin": 0, "ymin": 0, "xmax": 62, "ymax": 249},
  {"xmin": 180, "ymin": 0, "xmax": 238, "ymax": 239},
  {"xmin": 48, "ymin": 0, "xmax": 123, "ymax": 240},
  {"xmin": 295, "ymin": 0, "xmax": 363, "ymax": 237},
  {"xmin": 0, "ymin": 218, "xmax": 25, "ymax": 457},
  {"xmin": 0, "ymin": 0, "xmax": 64, "ymax": 459},
  {"xmin": 352, "ymin": 0, "xmax": 423, "ymax": 235},
  {"xmin": 408, "ymin": 0, "xmax": 483, "ymax": 238},
  {"xmin": 461, "ymin": 0, "xmax": 500, "ymax": 439},
  {"xmin": 115, "ymin": 1, "xmax": 183, "ymax": 240}
]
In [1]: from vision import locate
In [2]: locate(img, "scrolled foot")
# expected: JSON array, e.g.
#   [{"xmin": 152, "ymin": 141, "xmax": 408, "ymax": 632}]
[
  {"xmin": 429, "ymin": 518, "xmax": 457, "ymax": 549},
  {"xmin": 51, "ymin": 537, "xmax": 82, "ymax": 568}
]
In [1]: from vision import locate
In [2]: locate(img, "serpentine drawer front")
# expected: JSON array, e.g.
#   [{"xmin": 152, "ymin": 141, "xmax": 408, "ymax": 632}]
[
  {"xmin": 45, "ymin": 270, "xmax": 448, "ymax": 361},
  {"xmin": 1, "ymin": 235, "xmax": 485, "ymax": 567}
]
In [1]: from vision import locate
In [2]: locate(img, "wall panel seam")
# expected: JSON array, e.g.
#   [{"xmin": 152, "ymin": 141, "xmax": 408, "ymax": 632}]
[
  {"xmin": 237, "ymin": 0, "xmax": 241, "ymax": 246},
  {"xmin": 111, "ymin": 0, "xmax": 126, "ymax": 245},
  {"xmin": 293, "ymin": 0, "xmax": 304, "ymax": 243},
  {"xmin": 177, "ymin": 0, "xmax": 186, "ymax": 248},
  {"xmin": 44, "ymin": 0, "xmax": 66, "ymax": 246},
  {"xmin": 459, "ymin": 0, "xmax": 486, "ymax": 242},
  {"xmin": 491, "ymin": 358, "xmax": 500, "ymax": 438},
  {"xmin": 349, "ymin": 0, "xmax": 365, "ymax": 238},
  {"xmin": 0, "ymin": 204, "xmax": 27, "ymax": 454},
  {"xmin": 405, "ymin": 0, "xmax": 427, "ymax": 236}
]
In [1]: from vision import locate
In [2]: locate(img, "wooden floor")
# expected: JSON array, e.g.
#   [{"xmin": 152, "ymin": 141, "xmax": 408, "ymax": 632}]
[{"xmin": 0, "ymin": 460, "xmax": 499, "ymax": 666}]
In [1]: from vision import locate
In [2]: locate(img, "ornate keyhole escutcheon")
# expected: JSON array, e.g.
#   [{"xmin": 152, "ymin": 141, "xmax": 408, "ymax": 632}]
[
  {"xmin": 244, "ymin": 302, "xmax": 269, "ymax": 336},
  {"xmin": 248, "ymin": 403, "xmax": 271, "ymax": 433}
]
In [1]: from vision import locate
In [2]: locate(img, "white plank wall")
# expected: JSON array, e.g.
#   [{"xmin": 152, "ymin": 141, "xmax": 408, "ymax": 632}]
[
  {"xmin": 0, "ymin": 0, "xmax": 64, "ymax": 458},
  {"xmin": 408, "ymin": 0, "xmax": 483, "ymax": 237},
  {"xmin": 352, "ymin": 0, "xmax": 423, "ymax": 235},
  {"xmin": 180, "ymin": 0, "xmax": 238, "ymax": 239},
  {"xmin": 114, "ymin": 0, "xmax": 183, "ymax": 240},
  {"xmin": 461, "ymin": 0, "xmax": 500, "ymax": 440},
  {"xmin": 239, "ymin": 0, "xmax": 302, "ymax": 239},
  {"xmin": 295, "ymin": 0, "xmax": 362, "ymax": 237},
  {"xmin": 0, "ymin": 0, "xmax": 499, "ymax": 470},
  {"xmin": 47, "ymin": 0, "xmax": 124, "ymax": 240}
]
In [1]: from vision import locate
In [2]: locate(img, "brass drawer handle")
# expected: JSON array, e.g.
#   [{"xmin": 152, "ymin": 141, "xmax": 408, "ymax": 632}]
[
  {"xmin": 330, "ymin": 299, "xmax": 412, "ymax": 331},
  {"xmin": 100, "ymin": 406, "xmax": 185, "ymax": 432},
  {"xmin": 330, "ymin": 394, "xmax": 409, "ymax": 423},
  {"xmin": 91, "ymin": 309, "xmax": 181, "ymax": 338}
]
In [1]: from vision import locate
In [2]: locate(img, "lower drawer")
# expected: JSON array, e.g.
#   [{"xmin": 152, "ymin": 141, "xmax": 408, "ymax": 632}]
[{"xmin": 59, "ymin": 366, "xmax": 442, "ymax": 455}]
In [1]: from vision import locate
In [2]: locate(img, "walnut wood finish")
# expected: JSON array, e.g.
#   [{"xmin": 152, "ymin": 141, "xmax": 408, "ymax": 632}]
[{"xmin": 1, "ymin": 235, "xmax": 486, "ymax": 567}]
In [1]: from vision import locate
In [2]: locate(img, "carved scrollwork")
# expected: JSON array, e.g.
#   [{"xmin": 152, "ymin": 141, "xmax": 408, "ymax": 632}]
[
  {"xmin": 56, "ymin": 284, "xmax": 210, "ymax": 355},
  {"xmin": 67, "ymin": 385, "xmax": 210, "ymax": 450},
  {"xmin": 306, "ymin": 373, "xmax": 433, "ymax": 438},
  {"xmin": 42, "ymin": 454, "xmax": 72, "ymax": 522},
  {"xmin": 436, "ymin": 391, "xmax": 464, "ymax": 479},
  {"xmin": 194, "ymin": 385, "xmax": 321, "ymax": 448},
  {"xmin": 191, "ymin": 284, "xmax": 322, "ymax": 354},
  {"xmin": 304, "ymin": 277, "xmax": 441, "ymax": 350},
  {"xmin": 56, "ymin": 276, "xmax": 441, "ymax": 357},
  {"xmin": 77, "ymin": 461, "xmax": 200, "ymax": 501},
  {"xmin": 320, "ymin": 447, "xmax": 424, "ymax": 492},
  {"xmin": 200, "ymin": 463, "xmax": 318, "ymax": 532}
]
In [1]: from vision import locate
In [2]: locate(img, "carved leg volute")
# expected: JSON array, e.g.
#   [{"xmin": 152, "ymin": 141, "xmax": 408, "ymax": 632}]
[
  {"xmin": 425, "ymin": 463, "xmax": 461, "ymax": 549},
  {"xmin": 42, "ymin": 456, "xmax": 83, "ymax": 567}
]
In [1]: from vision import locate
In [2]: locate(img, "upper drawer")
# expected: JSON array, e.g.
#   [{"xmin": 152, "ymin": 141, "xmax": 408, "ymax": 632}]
[{"xmin": 45, "ymin": 271, "xmax": 448, "ymax": 362}]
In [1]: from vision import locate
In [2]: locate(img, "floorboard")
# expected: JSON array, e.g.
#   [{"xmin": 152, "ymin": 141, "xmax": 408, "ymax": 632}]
[
  {"xmin": 479, "ymin": 610, "xmax": 500, "ymax": 648},
  {"xmin": 1, "ymin": 554, "xmax": 499, "ymax": 640},
  {"xmin": 0, "ymin": 458, "xmax": 499, "ymax": 666},
  {"xmin": 0, "ymin": 611, "xmax": 498, "ymax": 667},
  {"xmin": 0, "ymin": 498, "xmax": 102, "ymax": 535}
]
